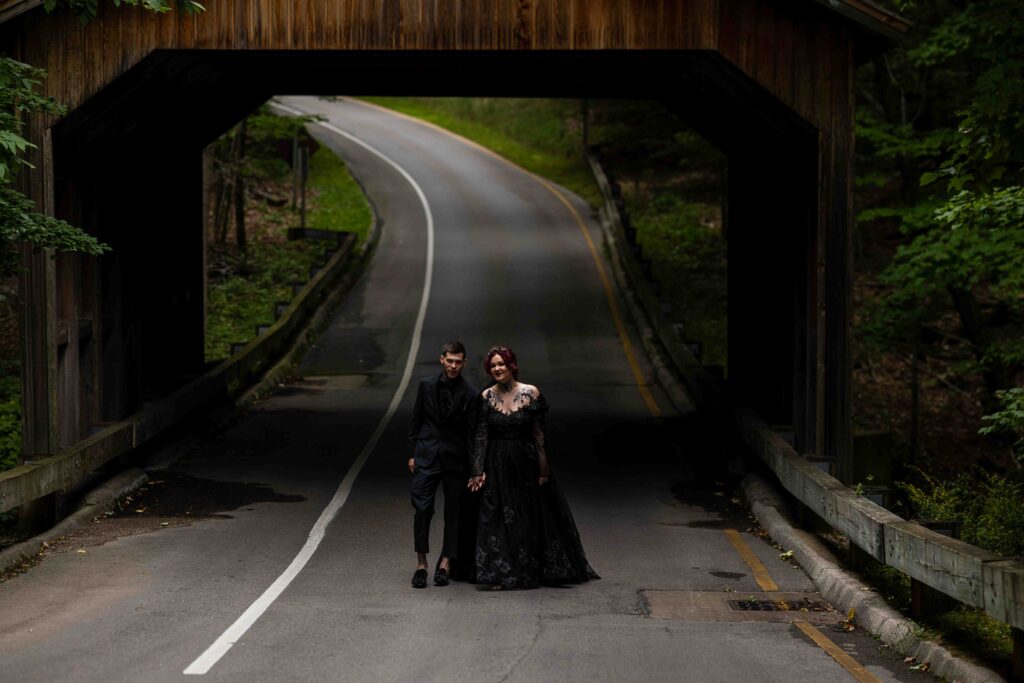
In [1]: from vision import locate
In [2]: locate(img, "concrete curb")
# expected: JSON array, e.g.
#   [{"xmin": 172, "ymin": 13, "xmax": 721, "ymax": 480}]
[
  {"xmin": 742, "ymin": 472, "xmax": 1007, "ymax": 683},
  {"xmin": 0, "ymin": 468, "xmax": 148, "ymax": 573}
]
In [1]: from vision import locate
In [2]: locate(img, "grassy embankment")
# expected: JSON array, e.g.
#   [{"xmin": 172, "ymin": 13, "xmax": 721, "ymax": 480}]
[
  {"xmin": 205, "ymin": 143, "xmax": 372, "ymax": 362},
  {"xmin": 364, "ymin": 97, "xmax": 727, "ymax": 368}
]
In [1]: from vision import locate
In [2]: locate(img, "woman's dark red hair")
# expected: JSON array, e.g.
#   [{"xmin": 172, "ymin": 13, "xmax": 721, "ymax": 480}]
[{"xmin": 484, "ymin": 345, "xmax": 519, "ymax": 380}]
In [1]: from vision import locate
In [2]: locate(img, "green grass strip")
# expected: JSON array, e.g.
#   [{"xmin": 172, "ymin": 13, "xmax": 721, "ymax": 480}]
[
  {"xmin": 362, "ymin": 97, "xmax": 601, "ymax": 206},
  {"xmin": 205, "ymin": 145, "xmax": 372, "ymax": 362}
]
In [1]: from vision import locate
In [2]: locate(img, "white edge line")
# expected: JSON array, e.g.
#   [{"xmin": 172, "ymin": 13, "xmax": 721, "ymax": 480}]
[{"xmin": 184, "ymin": 100, "xmax": 434, "ymax": 675}]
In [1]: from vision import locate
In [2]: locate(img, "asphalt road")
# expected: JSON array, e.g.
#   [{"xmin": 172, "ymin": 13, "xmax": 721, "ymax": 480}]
[{"xmin": 0, "ymin": 97, "xmax": 935, "ymax": 683}]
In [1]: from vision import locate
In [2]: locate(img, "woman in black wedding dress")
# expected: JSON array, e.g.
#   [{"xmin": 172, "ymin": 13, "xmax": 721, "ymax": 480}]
[{"xmin": 468, "ymin": 346, "xmax": 599, "ymax": 590}]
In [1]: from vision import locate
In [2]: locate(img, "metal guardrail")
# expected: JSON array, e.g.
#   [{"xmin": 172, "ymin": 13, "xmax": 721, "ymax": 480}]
[
  {"xmin": 0, "ymin": 231, "xmax": 358, "ymax": 515},
  {"xmin": 586, "ymin": 149, "xmax": 1024, "ymax": 637}
]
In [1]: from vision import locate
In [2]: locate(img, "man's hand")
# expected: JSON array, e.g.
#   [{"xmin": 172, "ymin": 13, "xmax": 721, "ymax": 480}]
[
  {"xmin": 408, "ymin": 457, "xmax": 415, "ymax": 474},
  {"xmin": 468, "ymin": 473, "xmax": 486, "ymax": 492}
]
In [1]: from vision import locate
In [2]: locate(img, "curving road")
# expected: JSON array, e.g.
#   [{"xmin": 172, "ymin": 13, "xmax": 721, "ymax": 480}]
[{"xmin": 0, "ymin": 97, "xmax": 933, "ymax": 682}]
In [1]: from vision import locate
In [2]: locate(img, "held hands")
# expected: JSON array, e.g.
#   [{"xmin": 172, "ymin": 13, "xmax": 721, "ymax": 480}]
[
  {"xmin": 408, "ymin": 457, "xmax": 415, "ymax": 474},
  {"xmin": 468, "ymin": 473, "xmax": 486, "ymax": 492}
]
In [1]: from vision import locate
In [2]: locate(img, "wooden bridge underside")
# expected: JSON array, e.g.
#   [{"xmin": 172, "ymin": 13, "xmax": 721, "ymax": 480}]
[{"xmin": 3, "ymin": 0, "xmax": 906, "ymax": 482}]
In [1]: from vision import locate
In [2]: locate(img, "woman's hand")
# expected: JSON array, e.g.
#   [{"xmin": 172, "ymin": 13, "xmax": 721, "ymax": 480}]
[
  {"xmin": 468, "ymin": 473, "xmax": 486, "ymax": 492},
  {"xmin": 539, "ymin": 474, "xmax": 550, "ymax": 486}
]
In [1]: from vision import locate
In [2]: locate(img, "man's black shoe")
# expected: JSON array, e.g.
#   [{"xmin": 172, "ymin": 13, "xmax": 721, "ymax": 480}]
[
  {"xmin": 433, "ymin": 567, "xmax": 450, "ymax": 586},
  {"xmin": 411, "ymin": 568, "xmax": 428, "ymax": 589}
]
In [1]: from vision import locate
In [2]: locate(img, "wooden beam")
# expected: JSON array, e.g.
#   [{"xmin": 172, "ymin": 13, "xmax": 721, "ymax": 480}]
[
  {"xmin": 0, "ymin": 0, "xmax": 42, "ymax": 25},
  {"xmin": 19, "ymin": 129, "xmax": 58, "ymax": 460}
]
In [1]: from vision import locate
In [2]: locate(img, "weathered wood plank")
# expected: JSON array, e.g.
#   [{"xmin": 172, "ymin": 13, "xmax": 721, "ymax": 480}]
[
  {"xmin": 886, "ymin": 521, "xmax": 1001, "ymax": 609},
  {"xmin": 983, "ymin": 560, "xmax": 1024, "ymax": 631},
  {"xmin": 751, "ymin": 422, "xmax": 900, "ymax": 559},
  {"xmin": 754, "ymin": 0, "xmax": 776, "ymax": 91},
  {"xmin": 11, "ymin": 0, "xmax": 906, "ymax": 127},
  {"xmin": 0, "ymin": 423, "xmax": 133, "ymax": 512}
]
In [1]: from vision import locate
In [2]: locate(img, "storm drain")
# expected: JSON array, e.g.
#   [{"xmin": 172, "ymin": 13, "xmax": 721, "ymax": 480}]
[
  {"xmin": 729, "ymin": 598, "xmax": 828, "ymax": 612},
  {"xmin": 641, "ymin": 590, "xmax": 836, "ymax": 623}
]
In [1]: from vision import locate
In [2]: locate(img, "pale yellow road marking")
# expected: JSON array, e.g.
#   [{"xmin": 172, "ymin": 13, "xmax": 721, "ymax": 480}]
[
  {"xmin": 723, "ymin": 529, "xmax": 879, "ymax": 682},
  {"xmin": 532, "ymin": 176, "xmax": 662, "ymax": 417},
  {"xmin": 794, "ymin": 621, "xmax": 882, "ymax": 683},
  {"xmin": 724, "ymin": 528, "xmax": 779, "ymax": 592},
  {"xmin": 344, "ymin": 97, "xmax": 662, "ymax": 417}
]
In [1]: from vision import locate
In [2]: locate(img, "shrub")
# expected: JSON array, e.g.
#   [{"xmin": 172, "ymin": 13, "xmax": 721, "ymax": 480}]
[
  {"xmin": 0, "ymin": 371, "xmax": 19, "ymax": 472},
  {"xmin": 899, "ymin": 469, "xmax": 1024, "ymax": 558}
]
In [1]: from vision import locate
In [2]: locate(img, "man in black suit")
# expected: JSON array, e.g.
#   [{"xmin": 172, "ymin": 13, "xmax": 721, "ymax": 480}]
[{"xmin": 408, "ymin": 341, "xmax": 478, "ymax": 588}]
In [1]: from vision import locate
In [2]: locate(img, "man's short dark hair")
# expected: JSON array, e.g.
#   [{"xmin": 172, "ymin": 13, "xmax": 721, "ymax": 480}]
[{"xmin": 441, "ymin": 341, "xmax": 466, "ymax": 357}]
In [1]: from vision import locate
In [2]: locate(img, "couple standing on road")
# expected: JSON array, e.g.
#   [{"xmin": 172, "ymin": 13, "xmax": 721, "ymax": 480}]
[{"xmin": 407, "ymin": 341, "xmax": 599, "ymax": 590}]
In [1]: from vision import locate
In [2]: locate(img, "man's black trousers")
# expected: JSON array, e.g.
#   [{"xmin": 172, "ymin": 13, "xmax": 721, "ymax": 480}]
[{"xmin": 411, "ymin": 461, "xmax": 465, "ymax": 558}]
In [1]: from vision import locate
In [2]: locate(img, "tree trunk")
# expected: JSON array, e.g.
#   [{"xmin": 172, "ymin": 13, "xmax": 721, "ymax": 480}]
[
  {"xmin": 948, "ymin": 286, "xmax": 1012, "ymax": 412},
  {"xmin": 234, "ymin": 118, "xmax": 248, "ymax": 252}
]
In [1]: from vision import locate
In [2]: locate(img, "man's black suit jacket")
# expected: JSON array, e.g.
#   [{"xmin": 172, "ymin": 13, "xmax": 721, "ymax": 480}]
[{"xmin": 408, "ymin": 373, "xmax": 479, "ymax": 473}]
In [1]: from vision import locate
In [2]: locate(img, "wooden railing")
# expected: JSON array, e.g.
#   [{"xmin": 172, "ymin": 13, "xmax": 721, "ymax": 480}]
[
  {"xmin": 587, "ymin": 150, "xmax": 1024, "ymax": 652},
  {"xmin": 0, "ymin": 231, "xmax": 359, "ymax": 515}
]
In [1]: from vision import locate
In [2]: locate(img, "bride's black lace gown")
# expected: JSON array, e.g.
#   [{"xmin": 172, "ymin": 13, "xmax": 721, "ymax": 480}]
[{"xmin": 472, "ymin": 391, "xmax": 599, "ymax": 589}]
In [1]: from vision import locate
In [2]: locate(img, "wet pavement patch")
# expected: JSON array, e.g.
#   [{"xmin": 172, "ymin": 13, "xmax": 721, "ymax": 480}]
[
  {"xmin": 709, "ymin": 571, "xmax": 746, "ymax": 580},
  {"xmin": 42, "ymin": 472, "xmax": 305, "ymax": 554}
]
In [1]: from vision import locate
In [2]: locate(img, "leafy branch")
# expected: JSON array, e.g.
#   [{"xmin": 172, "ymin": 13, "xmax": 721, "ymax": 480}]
[{"xmin": 43, "ymin": 0, "xmax": 204, "ymax": 22}]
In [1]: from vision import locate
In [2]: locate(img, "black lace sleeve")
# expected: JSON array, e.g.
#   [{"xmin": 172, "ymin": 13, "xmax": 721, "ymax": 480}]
[
  {"xmin": 532, "ymin": 393, "xmax": 550, "ymax": 477},
  {"xmin": 471, "ymin": 394, "xmax": 488, "ymax": 477}
]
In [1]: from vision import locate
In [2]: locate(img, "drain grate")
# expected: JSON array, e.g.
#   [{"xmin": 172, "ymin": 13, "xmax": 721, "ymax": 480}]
[{"xmin": 729, "ymin": 598, "xmax": 828, "ymax": 612}]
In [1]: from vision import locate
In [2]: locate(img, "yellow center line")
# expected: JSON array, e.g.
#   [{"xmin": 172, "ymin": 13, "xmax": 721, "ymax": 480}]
[
  {"xmin": 724, "ymin": 529, "xmax": 880, "ymax": 682},
  {"xmin": 793, "ymin": 621, "xmax": 882, "ymax": 683},
  {"xmin": 724, "ymin": 528, "xmax": 779, "ymax": 592},
  {"xmin": 345, "ymin": 97, "xmax": 661, "ymax": 418},
  {"xmin": 532, "ymin": 176, "xmax": 662, "ymax": 417}
]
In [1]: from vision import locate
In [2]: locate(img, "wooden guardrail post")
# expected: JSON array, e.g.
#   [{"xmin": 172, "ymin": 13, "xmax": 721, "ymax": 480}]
[
  {"xmin": 1013, "ymin": 626, "xmax": 1023, "ymax": 683},
  {"xmin": 908, "ymin": 521, "xmax": 962, "ymax": 619}
]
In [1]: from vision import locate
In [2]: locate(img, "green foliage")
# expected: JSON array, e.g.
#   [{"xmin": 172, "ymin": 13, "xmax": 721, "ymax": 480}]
[
  {"xmin": 930, "ymin": 607, "xmax": 1013, "ymax": 667},
  {"xmin": 237, "ymin": 106, "xmax": 319, "ymax": 181},
  {"xmin": 205, "ymin": 241, "xmax": 324, "ymax": 361},
  {"xmin": 0, "ymin": 369, "xmax": 20, "ymax": 472},
  {"xmin": 205, "ymin": 124, "xmax": 371, "ymax": 362},
  {"xmin": 44, "ymin": 0, "xmax": 204, "ymax": 22},
  {"xmin": 0, "ymin": 58, "xmax": 64, "ymax": 182},
  {"xmin": 980, "ymin": 387, "xmax": 1024, "ymax": 464},
  {"xmin": 866, "ymin": 187, "xmax": 1024, "ymax": 362},
  {"xmin": 0, "ymin": 187, "xmax": 109, "ymax": 284},
  {"xmin": 856, "ymin": 110, "xmax": 951, "ymax": 164},
  {"xmin": 363, "ymin": 97, "xmax": 601, "ymax": 206},
  {"xmin": 899, "ymin": 469, "xmax": 1024, "ymax": 557},
  {"xmin": 631, "ymin": 191, "xmax": 727, "ymax": 367},
  {"xmin": 858, "ymin": 0, "xmax": 1024, "ymax": 421},
  {"xmin": 919, "ymin": 2, "xmax": 1024, "ymax": 192},
  {"xmin": 0, "ymin": 58, "xmax": 109, "ymax": 293},
  {"xmin": 307, "ymin": 147, "xmax": 373, "ymax": 242}
]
